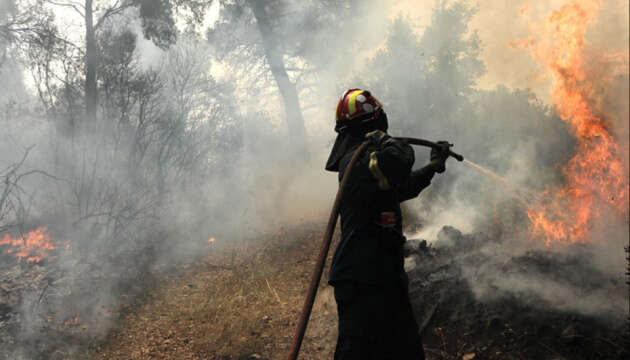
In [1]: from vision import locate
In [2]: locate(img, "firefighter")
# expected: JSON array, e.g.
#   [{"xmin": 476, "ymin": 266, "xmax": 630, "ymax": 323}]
[{"xmin": 325, "ymin": 89, "xmax": 451, "ymax": 360}]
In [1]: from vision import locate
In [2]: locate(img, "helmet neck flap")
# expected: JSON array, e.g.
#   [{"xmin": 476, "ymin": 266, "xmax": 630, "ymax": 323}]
[{"xmin": 325, "ymin": 110, "xmax": 388, "ymax": 172}]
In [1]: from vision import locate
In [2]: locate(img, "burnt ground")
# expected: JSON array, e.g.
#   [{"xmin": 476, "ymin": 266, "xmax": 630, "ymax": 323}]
[
  {"xmin": 86, "ymin": 220, "xmax": 628, "ymax": 360},
  {"xmin": 404, "ymin": 227, "xmax": 629, "ymax": 360}
]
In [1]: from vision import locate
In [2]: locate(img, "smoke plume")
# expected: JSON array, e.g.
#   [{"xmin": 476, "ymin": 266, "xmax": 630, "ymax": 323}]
[{"xmin": 0, "ymin": 0, "xmax": 627, "ymax": 358}]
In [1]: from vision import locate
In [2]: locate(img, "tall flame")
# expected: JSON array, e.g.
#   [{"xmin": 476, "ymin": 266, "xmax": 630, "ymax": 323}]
[
  {"xmin": 0, "ymin": 226, "xmax": 55, "ymax": 263},
  {"xmin": 511, "ymin": 0, "xmax": 629, "ymax": 245}
]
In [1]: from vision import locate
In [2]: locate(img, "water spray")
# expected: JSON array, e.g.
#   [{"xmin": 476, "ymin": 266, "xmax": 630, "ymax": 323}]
[
  {"xmin": 286, "ymin": 137, "xmax": 554, "ymax": 359},
  {"xmin": 462, "ymin": 159, "xmax": 541, "ymax": 204}
]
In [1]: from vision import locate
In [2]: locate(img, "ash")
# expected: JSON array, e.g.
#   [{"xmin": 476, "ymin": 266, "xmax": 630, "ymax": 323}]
[
  {"xmin": 404, "ymin": 225, "xmax": 628, "ymax": 360},
  {"xmin": 0, "ymin": 246, "xmax": 157, "ymax": 360}
]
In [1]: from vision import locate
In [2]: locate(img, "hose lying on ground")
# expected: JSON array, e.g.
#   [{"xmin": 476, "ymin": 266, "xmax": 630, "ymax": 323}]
[{"xmin": 286, "ymin": 137, "xmax": 464, "ymax": 360}]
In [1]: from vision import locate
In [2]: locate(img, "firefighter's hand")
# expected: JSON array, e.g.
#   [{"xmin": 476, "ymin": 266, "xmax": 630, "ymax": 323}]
[
  {"xmin": 365, "ymin": 130, "xmax": 391, "ymax": 147},
  {"xmin": 430, "ymin": 141, "xmax": 452, "ymax": 173}
]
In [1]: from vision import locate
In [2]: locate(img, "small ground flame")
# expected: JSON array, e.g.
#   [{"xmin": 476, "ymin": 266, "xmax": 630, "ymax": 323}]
[
  {"xmin": 511, "ymin": 0, "xmax": 629, "ymax": 245},
  {"xmin": 0, "ymin": 226, "xmax": 55, "ymax": 263},
  {"xmin": 63, "ymin": 314, "xmax": 79, "ymax": 326},
  {"xmin": 208, "ymin": 237, "xmax": 216, "ymax": 244}
]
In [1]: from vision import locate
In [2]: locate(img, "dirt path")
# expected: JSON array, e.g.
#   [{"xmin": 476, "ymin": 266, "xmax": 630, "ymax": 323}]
[
  {"xmin": 90, "ymin": 221, "xmax": 339, "ymax": 360},
  {"xmin": 89, "ymin": 219, "xmax": 630, "ymax": 360}
]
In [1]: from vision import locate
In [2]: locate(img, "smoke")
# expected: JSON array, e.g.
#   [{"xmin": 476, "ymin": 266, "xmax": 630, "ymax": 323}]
[
  {"xmin": 0, "ymin": 0, "xmax": 628, "ymax": 358},
  {"xmin": 392, "ymin": 0, "xmax": 628, "ymax": 323}
]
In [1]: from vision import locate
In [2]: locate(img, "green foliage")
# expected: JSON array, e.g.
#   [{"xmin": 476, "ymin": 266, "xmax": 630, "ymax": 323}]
[
  {"xmin": 355, "ymin": 0, "xmax": 574, "ymax": 222},
  {"xmin": 359, "ymin": 1, "xmax": 485, "ymax": 138},
  {"xmin": 137, "ymin": 0, "xmax": 177, "ymax": 48}
]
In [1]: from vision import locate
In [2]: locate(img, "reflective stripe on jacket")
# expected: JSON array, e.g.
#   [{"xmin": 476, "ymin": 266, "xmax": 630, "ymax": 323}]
[{"xmin": 329, "ymin": 138, "xmax": 435, "ymax": 286}]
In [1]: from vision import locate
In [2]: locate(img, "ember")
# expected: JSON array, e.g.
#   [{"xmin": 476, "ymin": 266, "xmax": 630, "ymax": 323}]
[
  {"xmin": 511, "ymin": 0, "xmax": 629, "ymax": 245},
  {"xmin": 64, "ymin": 314, "xmax": 80, "ymax": 326},
  {"xmin": 0, "ymin": 226, "xmax": 54, "ymax": 263}
]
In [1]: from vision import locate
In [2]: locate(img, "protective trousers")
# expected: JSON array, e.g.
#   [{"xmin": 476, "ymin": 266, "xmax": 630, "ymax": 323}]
[{"xmin": 333, "ymin": 281, "xmax": 425, "ymax": 360}]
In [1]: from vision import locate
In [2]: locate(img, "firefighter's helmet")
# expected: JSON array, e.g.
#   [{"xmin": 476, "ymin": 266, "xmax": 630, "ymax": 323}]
[{"xmin": 335, "ymin": 89, "xmax": 384, "ymax": 133}]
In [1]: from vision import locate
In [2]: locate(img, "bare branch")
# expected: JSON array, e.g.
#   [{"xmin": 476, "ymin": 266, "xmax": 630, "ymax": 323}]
[
  {"xmin": 94, "ymin": 1, "xmax": 133, "ymax": 30},
  {"xmin": 47, "ymin": 0, "xmax": 85, "ymax": 17}
]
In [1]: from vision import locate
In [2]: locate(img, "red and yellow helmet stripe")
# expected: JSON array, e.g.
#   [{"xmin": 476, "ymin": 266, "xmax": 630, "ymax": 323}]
[{"xmin": 335, "ymin": 89, "xmax": 383, "ymax": 123}]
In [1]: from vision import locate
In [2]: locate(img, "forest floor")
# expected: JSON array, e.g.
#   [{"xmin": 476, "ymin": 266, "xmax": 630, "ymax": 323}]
[
  {"xmin": 89, "ymin": 220, "xmax": 338, "ymax": 360},
  {"xmin": 88, "ymin": 220, "xmax": 629, "ymax": 360}
]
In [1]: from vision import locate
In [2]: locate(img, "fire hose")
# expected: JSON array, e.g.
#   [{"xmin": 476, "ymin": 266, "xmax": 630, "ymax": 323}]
[{"xmin": 287, "ymin": 137, "xmax": 464, "ymax": 360}]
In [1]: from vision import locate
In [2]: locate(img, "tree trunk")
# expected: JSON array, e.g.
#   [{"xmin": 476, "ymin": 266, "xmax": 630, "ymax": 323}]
[
  {"xmin": 250, "ymin": 1, "xmax": 308, "ymax": 157},
  {"xmin": 85, "ymin": 0, "xmax": 97, "ymax": 126}
]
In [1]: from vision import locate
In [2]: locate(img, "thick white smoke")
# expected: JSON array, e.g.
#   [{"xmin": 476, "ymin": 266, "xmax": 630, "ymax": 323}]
[{"xmin": 0, "ymin": 0, "xmax": 627, "ymax": 358}]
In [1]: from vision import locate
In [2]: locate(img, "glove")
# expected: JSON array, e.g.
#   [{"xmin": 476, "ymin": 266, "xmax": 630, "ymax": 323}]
[
  {"xmin": 430, "ymin": 141, "xmax": 452, "ymax": 173},
  {"xmin": 365, "ymin": 130, "xmax": 391, "ymax": 148}
]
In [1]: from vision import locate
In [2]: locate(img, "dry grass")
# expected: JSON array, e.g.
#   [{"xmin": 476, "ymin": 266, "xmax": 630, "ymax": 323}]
[
  {"xmin": 90, "ymin": 220, "xmax": 339, "ymax": 360},
  {"xmin": 89, "ymin": 218, "xmax": 630, "ymax": 360}
]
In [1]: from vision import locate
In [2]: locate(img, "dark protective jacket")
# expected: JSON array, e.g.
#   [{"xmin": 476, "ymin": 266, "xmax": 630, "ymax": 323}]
[{"xmin": 328, "ymin": 137, "xmax": 435, "ymax": 286}]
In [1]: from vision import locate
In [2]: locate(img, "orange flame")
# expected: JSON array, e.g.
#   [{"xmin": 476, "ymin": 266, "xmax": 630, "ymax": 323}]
[
  {"xmin": 63, "ymin": 314, "xmax": 79, "ymax": 326},
  {"xmin": 512, "ymin": 0, "xmax": 629, "ymax": 245},
  {"xmin": 518, "ymin": 4, "xmax": 531, "ymax": 17},
  {"xmin": 208, "ymin": 237, "xmax": 216, "ymax": 244},
  {"xmin": 0, "ymin": 226, "xmax": 55, "ymax": 263}
]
